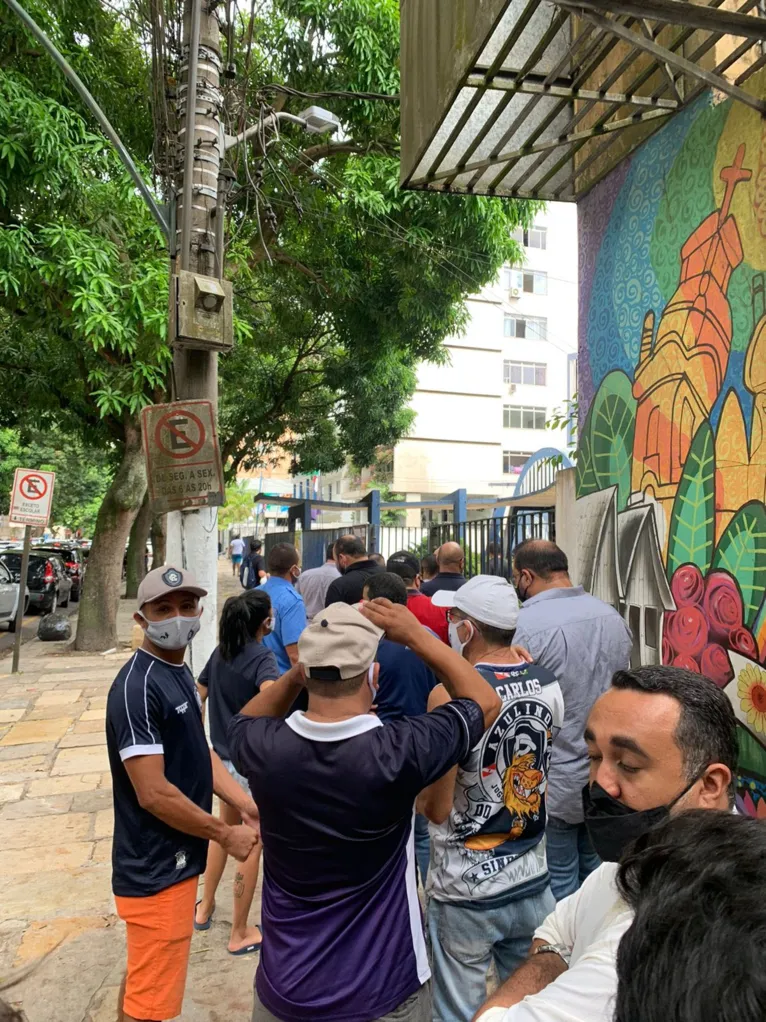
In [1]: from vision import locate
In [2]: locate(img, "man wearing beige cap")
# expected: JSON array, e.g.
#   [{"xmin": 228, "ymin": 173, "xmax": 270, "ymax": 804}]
[
  {"xmin": 106, "ymin": 566, "xmax": 261, "ymax": 1022},
  {"xmin": 227, "ymin": 599, "xmax": 503, "ymax": 1022}
]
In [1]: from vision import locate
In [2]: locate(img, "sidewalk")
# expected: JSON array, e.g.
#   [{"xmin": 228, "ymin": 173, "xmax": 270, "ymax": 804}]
[{"xmin": 0, "ymin": 561, "xmax": 257, "ymax": 1022}]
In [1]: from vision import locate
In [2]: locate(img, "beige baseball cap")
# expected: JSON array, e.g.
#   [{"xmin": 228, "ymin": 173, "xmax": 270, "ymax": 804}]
[
  {"xmin": 298, "ymin": 602, "xmax": 383, "ymax": 680},
  {"xmin": 137, "ymin": 565, "xmax": 208, "ymax": 608}
]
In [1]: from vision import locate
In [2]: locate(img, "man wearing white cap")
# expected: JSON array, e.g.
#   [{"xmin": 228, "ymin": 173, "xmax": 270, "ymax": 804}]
[
  {"xmin": 106, "ymin": 566, "xmax": 260, "ymax": 1022},
  {"xmin": 227, "ymin": 599, "xmax": 504, "ymax": 1022},
  {"xmin": 422, "ymin": 577, "xmax": 564, "ymax": 1022}
]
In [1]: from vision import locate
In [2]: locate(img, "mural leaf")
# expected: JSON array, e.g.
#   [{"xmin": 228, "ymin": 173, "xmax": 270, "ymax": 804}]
[
  {"xmin": 711, "ymin": 501, "xmax": 766, "ymax": 629},
  {"xmin": 587, "ymin": 370, "xmax": 636, "ymax": 510},
  {"xmin": 666, "ymin": 421, "xmax": 716, "ymax": 578},
  {"xmin": 576, "ymin": 402, "xmax": 598, "ymax": 498}
]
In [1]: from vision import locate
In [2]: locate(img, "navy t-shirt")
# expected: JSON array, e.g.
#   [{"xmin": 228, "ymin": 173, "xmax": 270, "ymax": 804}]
[
  {"xmin": 374, "ymin": 637, "xmax": 439, "ymax": 723},
  {"xmin": 198, "ymin": 641, "xmax": 279, "ymax": 759},
  {"xmin": 106, "ymin": 648, "xmax": 213, "ymax": 897},
  {"xmin": 228, "ymin": 699, "xmax": 484, "ymax": 1022}
]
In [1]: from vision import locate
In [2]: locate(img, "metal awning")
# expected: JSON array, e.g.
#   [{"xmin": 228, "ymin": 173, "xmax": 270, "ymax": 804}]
[{"xmin": 400, "ymin": 0, "xmax": 766, "ymax": 200}]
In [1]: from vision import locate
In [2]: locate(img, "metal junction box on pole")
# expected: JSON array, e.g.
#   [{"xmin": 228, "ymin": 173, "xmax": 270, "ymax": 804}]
[{"xmin": 171, "ymin": 270, "xmax": 233, "ymax": 351}]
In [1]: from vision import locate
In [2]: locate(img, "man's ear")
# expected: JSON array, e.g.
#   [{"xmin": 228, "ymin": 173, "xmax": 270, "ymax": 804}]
[
  {"xmin": 372, "ymin": 663, "xmax": 380, "ymax": 690},
  {"xmin": 698, "ymin": 763, "xmax": 732, "ymax": 807},
  {"xmin": 133, "ymin": 612, "xmax": 147, "ymax": 630}
]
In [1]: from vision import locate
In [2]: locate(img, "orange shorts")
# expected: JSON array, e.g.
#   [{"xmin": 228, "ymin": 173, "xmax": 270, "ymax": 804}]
[{"xmin": 115, "ymin": 875, "xmax": 198, "ymax": 1020}]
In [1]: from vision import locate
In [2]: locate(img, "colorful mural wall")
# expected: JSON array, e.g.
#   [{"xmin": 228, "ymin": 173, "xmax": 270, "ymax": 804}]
[{"xmin": 576, "ymin": 72, "xmax": 766, "ymax": 817}]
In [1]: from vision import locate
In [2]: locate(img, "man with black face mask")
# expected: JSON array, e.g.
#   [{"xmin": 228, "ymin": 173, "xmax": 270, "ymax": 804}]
[{"xmin": 472, "ymin": 665, "xmax": 738, "ymax": 1022}]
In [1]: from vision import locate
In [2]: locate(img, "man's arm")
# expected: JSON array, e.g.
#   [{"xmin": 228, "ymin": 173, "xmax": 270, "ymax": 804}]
[
  {"xmin": 417, "ymin": 685, "xmax": 458, "ymax": 824},
  {"xmin": 210, "ymin": 747, "xmax": 259, "ymax": 830},
  {"xmin": 123, "ymin": 755, "xmax": 256, "ymax": 861},
  {"xmin": 361, "ymin": 600, "xmax": 502, "ymax": 728},
  {"xmin": 284, "ymin": 642, "xmax": 300, "ymax": 667},
  {"xmin": 471, "ymin": 940, "xmax": 566, "ymax": 1019}
]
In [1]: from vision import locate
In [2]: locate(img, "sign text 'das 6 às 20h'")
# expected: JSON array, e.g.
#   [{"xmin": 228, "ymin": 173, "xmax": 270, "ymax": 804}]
[{"xmin": 141, "ymin": 400, "xmax": 225, "ymax": 514}]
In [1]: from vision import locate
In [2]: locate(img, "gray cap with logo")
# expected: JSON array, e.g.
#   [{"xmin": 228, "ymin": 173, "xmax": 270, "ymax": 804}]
[{"xmin": 137, "ymin": 566, "xmax": 208, "ymax": 608}]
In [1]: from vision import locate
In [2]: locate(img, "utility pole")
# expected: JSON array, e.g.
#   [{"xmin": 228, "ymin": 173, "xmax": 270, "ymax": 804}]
[{"xmin": 165, "ymin": 0, "xmax": 225, "ymax": 673}]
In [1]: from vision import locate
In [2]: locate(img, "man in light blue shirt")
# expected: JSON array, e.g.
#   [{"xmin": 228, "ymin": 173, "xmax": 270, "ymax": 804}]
[
  {"xmin": 512, "ymin": 540, "xmax": 632, "ymax": 901},
  {"xmin": 261, "ymin": 543, "xmax": 307, "ymax": 674}
]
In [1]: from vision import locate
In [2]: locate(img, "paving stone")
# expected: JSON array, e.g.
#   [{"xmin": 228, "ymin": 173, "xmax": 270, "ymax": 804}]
[
  {"xmin": 25, "ymin": 702, "xmax": 88, "ymax": 721},
  {"xmin": 0, "ymin": 708, "xmax": 26, "ymax": 723},
  {"xmin": 3, "ymin": 812, "xmax": 91, "ymax": 850},
  {"xmin": 91, "ymin": 840, "xmax": 112, "ymax": 865},
  {"xmin": 88, "ymin": 697, "xmax": 108, "ymax": 710},
  {"xmin": 79, "ymin": 709, "xmax": 106, "ymax": 722},
  {"xmin": 0, "ymin": 842, "xmax": 94, "ymax": 875},
  {"xmin": 93, "ymin": 809, "xmax": 113, "ymax": 840},
  {"xmin": 0, "ymin": 717, "xmax": 73, "ymax": 746},
  {"xmin": 51, "ymin": 746, "xmax": 109, "ymax": 776},
  {"xmin": 0, "ymin": 742, "xmax": 57, "ymax": 760},
  {"xmin": 58, "ymin": 732, "xmax": 106, "ymax": 748},
  {"xmin": 0, "ymin": 699, "xmax": 33, "ymax": 711},
  {"xmin": 0, "ymin": 755, "xmax": 49, "ymax": 782},
  {"xmin": 27, "ymin": 773, "xmax": 102, "ymax": 798},
  {"xmin": 0, "ymin": 863, "xmax": 113, "ymax": 922},
  {"xmin": 74, "ymin": 719, "xmax": 105, "ymax": 734},
  {"xmin": 99, "ymin": 773, "xmax": 113, "ymax": 789},
  {"xmin": 0, "ymin": 783, "xmax": 23, "ymax": 804},
  {"xmin": 14, "ymin": 915, "xmax": 113, "ymax": 964},
  {"xmin": 1, "ymin": 794, "xmax": 73, "ymax": 819},
  {"xmin": 70, "ymin": 789, "xmax": 112, "ymax": 814},
  {"xmin": 34, "ymin": 690, "xmax": 82, "ymax": 707}
]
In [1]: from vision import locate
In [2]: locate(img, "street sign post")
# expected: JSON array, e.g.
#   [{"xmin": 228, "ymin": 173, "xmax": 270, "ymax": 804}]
[
  {"xmin": 141, "ymin": 399, "xmax": 225, "ymax": 514},
  {"xmin": 9, "ymin": 467, "xmax": 56, "ymax": 674}
]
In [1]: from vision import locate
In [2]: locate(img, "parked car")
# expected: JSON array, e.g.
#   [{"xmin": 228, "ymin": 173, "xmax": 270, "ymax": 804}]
[
  {"xmin": 0, "ymin": 559, "xmax": 29, "ymax": 632},
  {"xmin": 0, "ymin": 552, "xmax": 72, "ymax": 614},
  {"xmin": 36, "ymin": 544, "xmax": 86, "ymax": 601}
]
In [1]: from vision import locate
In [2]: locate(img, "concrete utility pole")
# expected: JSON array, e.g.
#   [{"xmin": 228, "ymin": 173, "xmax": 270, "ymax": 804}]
[{"xmin": 166, "ymin": 0, "xmax": 225, "ymax": 673}]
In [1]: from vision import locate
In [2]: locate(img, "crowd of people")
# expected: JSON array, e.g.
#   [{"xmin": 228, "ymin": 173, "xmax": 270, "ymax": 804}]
[{"xmin": 102, "ymin": 535, "xmax": 764, "ymax": 1022}]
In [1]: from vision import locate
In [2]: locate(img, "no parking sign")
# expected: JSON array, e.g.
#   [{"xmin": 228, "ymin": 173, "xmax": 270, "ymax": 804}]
[{"xmin": 9, "ymin": 468, "xmax": 56, "ymax": 526}]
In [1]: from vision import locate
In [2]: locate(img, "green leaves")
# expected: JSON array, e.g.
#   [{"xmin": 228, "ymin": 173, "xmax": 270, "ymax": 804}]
[
  {"xmin": 711, "ymin": 501, "xmax": 766, "ymax": 628},
  {"xmin": 576, "ymin": 371, "xmax": 637, "ymax": 509},
  {"xmin": 667, "ymin": 421, "xmax": 716, "ymax": 578}
]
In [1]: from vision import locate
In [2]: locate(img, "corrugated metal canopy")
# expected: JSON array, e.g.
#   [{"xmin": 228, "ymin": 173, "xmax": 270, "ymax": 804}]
[{"xmin": 400, "ymin": 0, "xmax": 766, "ymax": 201}]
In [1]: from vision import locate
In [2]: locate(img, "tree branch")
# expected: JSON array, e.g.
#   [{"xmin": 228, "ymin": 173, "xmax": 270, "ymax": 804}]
[
  {"xmin": 288, "ymin": 140, "xmax": 396, "ymax": 177},
  {"xmin": 270, "ymin": 251, "xmax": 330, "ymax": 293}
]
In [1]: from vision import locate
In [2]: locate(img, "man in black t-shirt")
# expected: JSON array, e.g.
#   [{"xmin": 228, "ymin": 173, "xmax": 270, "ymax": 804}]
[
  {"xmin": 241, "ymin": 539, "xmax": 267, "ymax": 589},
  {"xmin": 324, "ymin": 534, "xmax": 384, "ymax": 606},
  {"xmin": 106, "ymin": 566, "xmax": 260, "ymax": 1022}
]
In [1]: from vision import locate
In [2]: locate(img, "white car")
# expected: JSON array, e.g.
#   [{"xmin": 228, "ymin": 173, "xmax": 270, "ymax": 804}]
[{"xmin": 0, "ymin": 559, "xmax": 29, "ymax": 632}]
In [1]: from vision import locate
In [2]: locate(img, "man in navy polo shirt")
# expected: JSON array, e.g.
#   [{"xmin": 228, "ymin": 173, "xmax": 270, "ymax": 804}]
[
  {"xmin": 228, "ymin": 599, "xmax": 503, "ymax": 1022},
  {"xmin": 261, "ymin": 543, "xmax": 306, "ymax": 673}
]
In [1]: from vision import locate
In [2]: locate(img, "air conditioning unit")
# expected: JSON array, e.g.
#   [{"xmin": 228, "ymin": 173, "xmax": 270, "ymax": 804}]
[
  {"xmin": 508, "ymin": 384, "xmax": 517, "ymax": 395},
  {"xmin": 509, "ymin": 287, "xmax": 522, "ymax": 299}
]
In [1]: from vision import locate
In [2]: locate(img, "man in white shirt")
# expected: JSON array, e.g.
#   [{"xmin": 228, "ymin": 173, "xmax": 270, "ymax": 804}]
[
  {"xmin": 473, "ymin": 664, "xmax": 739, "ymax": 1022},
  {"xmin": 229, "ymin": 535, "xmax": 245, "ymax": 577}
]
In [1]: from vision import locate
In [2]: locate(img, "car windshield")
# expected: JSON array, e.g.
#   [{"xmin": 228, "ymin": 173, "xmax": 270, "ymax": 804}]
[{"xmin": 0, "ymin": 554, "xmax": 49, "ymax": 577}]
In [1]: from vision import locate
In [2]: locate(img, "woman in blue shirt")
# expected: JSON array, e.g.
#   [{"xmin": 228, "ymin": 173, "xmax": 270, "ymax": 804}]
[{"xmin": 195, "ymin": 589, "xmax": 279, "ymax": 954}]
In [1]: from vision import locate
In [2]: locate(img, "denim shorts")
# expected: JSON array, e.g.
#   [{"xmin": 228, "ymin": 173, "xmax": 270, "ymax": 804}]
[{"xmin": 223, "ymin": 758, "xmax": 251, "ymax": 797}]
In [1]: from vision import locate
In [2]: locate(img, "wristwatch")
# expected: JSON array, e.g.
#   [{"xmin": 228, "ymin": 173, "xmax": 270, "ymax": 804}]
[{"xmin": 533, "ymin": 942, "xmax": 572, "ymax": 967}]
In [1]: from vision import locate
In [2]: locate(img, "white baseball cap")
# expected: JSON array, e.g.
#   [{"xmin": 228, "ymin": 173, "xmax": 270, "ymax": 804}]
[{"xmin": 432, "ymin": 575, "xmax": 520, "ymax": 630}]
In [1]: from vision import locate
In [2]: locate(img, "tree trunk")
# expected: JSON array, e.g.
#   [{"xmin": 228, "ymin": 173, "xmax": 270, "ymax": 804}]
[
  {"xmin": 150, "ymin": 513, "xmax": 167, "ymax": 568},
  {"xmin": 75, "ymin": 420, "xmax": 146, "ymax": 651},
  {"xmin": 125, "ymin": 491, "xmax": 152, "ymax": 600}
]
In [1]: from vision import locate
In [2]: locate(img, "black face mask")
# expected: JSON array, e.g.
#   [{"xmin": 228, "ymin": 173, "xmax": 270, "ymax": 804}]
[
  {"xmin": 582, "ymin": 775, "xmax": 702, "ymax": 862},
  {"xmin": 515, "ymin": 574, "xmax": 530, "ymax": 603}
]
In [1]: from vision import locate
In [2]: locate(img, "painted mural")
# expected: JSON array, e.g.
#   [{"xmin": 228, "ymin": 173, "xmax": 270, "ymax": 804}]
[{"xmin": 576, "ymin": 73, "xmax": 766, "ymax": 818}]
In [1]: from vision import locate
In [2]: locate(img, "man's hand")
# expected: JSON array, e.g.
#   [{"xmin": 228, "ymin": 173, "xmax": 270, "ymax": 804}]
[
  {"xmin": 241, "ymin": 800, "xmax": 261, "ymax": 842},
  {"xmin": 361, "ymin": 598, "xmax": 422, "ymax": 647},
  {"xmin": 511, "ymin": 645, "xmax": 533, "ymax": 663},
  {"xmin": 221, "ymin": 823, "xmax": 258, "ymax": 862}
]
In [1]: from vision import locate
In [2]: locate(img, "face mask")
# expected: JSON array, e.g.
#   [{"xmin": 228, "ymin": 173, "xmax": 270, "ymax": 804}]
[
  {"xmin": 449, "ymin": 619, "xmax": 474, "ymax": 656},
  {"xmin": 142, "ymin": 614, "xmax": 201, "ymax": 651},
  {"xmin": 582, "ymin": 775, "xmax": 703, "ymax": 862},
  {"xmin": 366, "ymin": 663, "xmax": 377, "ymax": 700},
  {"xmin": 264, "ymin": 616, "xmax": 274, "ymax": 633},
  {"xmin": 515, "ymin": 574, "xmax": 530, "ymax": 603}
]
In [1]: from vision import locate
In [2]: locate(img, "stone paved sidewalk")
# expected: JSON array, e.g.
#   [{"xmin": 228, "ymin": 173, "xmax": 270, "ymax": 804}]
[{"xmin": 0, "ymin": 563, "xmax": 259, "ymax": 1022}]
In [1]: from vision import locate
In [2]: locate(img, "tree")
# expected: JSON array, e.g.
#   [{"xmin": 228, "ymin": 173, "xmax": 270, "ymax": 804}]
[{"xmin": 0, "ymin": 2, "xmax": 169, "ymax": 649}]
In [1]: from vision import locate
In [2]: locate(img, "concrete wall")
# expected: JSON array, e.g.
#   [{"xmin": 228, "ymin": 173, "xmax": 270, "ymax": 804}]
[{"xmin": 576, "ymin": 73, "xmax": 766, "ymax": 814}]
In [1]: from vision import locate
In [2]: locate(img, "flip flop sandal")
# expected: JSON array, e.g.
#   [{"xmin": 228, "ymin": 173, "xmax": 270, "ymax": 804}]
[
  {"xmin": 194, "ymin": 900, "xmax": 215, "ymax": 931},
  {"xmin": 228, "ymin": 927, "xmax": 262, "ymax": 956}
]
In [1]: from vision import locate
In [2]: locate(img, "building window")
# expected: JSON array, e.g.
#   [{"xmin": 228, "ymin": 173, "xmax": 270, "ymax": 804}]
[
  {"xmin": 504, "ymin": 360, "xmax": 547, "ymax": 386},
  {"xmin": 503, "ymin": 451, "xmax": 530, "ymax": 474},
  {"xmin": 503, "ymin": 268, "xmax": 548, "ymax": 295},
  {"xmin": 504, "ymin": 315, "xmax": 547, "ymax": 341},
  {"xmin": 504, "ymin": 405, "xmax": 547, "ymax": 430},
  {"xmin": 645, "ymin": 606, "xmax": 659, "ymax": 650},
  {"xmin": 511, "ymin": 225, "xmax": 548, "ymax": 250}
]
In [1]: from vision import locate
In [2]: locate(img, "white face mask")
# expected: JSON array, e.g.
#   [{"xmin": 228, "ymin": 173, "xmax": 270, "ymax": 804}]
[
  {"xmin": 264, "ymin": 616, "xmax": 274, "ymax": 633},
  {"xmin": 142, "ymin": 614, "xmax": 201, "ymax": 651},
  {"xmin": 449, "ymin": 619, "xmax": 474, "ymax": 657},
  {"xmin": 367, "ymin": 663, "xmax": 377, "ymax": 700}
]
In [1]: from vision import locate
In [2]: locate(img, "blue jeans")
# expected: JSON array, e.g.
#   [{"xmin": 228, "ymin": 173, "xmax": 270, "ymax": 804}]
[
  {"xmin": 428, "ymin": 887, "xmax": 555, "ymax": 1022},
  {"xmin": 414, "ymin": 812, "xmax": 430, "ymax": 887},
  {"xmin": 545, "ymin": 817, "xmax": 601, "ymax": 901}
]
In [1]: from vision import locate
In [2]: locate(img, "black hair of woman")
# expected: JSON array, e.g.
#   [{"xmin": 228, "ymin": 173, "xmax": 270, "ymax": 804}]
[{"xmin": 219, "ymin": 589, "xmax": 272, "ymax": 662}]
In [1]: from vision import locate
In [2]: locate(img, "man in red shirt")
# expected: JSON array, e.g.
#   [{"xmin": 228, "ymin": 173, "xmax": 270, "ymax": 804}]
[{"xmin": 387, "ymin": 551, "xmax": 449, "ymax": 644}]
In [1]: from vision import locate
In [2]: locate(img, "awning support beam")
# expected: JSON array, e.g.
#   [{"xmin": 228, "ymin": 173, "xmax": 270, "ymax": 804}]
[
  {"xmin": 559, "ymin": 0, "xmax": 766, "ymax": 38},
  {"xmin": 466, "ymin": 70, "xmax": 679, "ymax": 109}
]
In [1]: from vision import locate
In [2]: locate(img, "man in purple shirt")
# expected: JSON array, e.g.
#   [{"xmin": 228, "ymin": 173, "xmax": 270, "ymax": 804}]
[{"xmin": 227, "ymin": 599, "xmax": 502, "ymax": 1022}]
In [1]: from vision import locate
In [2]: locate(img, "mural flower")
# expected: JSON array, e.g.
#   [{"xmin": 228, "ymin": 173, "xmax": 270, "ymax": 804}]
[
  {"xmin": 672, "ymin": 654, "xmax": 700, "ymax": 673},
  {"xmin": 666, "ymin": 606, "xmax": 709, "ymax": 658},
  {"xmin": 737, "ymin": 664, "xmax": 766, "ymax": 734},
  {"xmin": 729, "ymin": 626, "xmax": 759, "ymax": 660},
  {"xmin": 703, "ymin": 572, "xmax": 743, "ymax": 644},
  {"xmin": 670, "ymin": 564, "xmax": 705, "ymax": 607},
  {"xmin": 700, "ymin": 643, "xmax": 734, "ymax": 687}
]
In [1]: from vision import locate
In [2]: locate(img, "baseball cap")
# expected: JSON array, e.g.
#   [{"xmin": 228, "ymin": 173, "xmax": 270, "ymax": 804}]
[
  {"xmin": 387, "ymin": 550, "xmax": 420, "ymax": 580},
  {"xmin": 299, "ymin": 602, "xmax": 383, "ymax": 681},
  {"xmin": 137, "ymin": 565, "xmax": 208, "ymax": 608},
  {"xmin": 432, "ymin": 575, "xmax": 519, "ymax": 631}
]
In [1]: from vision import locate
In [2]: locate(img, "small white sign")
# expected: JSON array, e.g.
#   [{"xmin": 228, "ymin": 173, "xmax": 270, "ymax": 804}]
[{"xmin": 9, "ymin": 468, "xmax": 56, "ymax": 527}]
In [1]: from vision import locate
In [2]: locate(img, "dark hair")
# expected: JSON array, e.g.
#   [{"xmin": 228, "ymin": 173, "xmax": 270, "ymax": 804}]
[
  {"xmin": 326, "ymin": 542, "xmax": 336, "ymax": 561},
  {"xmin": 304, "ymin": 669, "xmax": 368, "ymax": 699},
  {"xmin": 513, "ymin": 539, "xmax": 569, "ymax": 578},
  {"xmin": 612, "ymin": 666, "xmax": 738, "ymax": 798},
  {"xmin": 370, "ymin": 552, "xmax": 386, "ymax": 568},
  {"xmin": 387, "ymin": 550, "xmax": 419, "ymax": 582},
  {"xmin": 615, "ymin": 811, "xmax": 766, "ymax": 1022},
  {"xmin": 249, "ymin": 539, "xmax": 262, "ymax": 553},
  {"xmin": 364, "ymin": 572, "xmax": 408, "ymax": 606},
  {"xmin": 219, "ymin": 590, "xmax": 272, "ymax": 662},
  {"xmin": 475, "ymin": 621, "xmax": 516, "ymax": 647},
  {"xmin": 335, "ymin": 535, "xmax": 367, "ymax": 558},
  {"xmin": 421, "ymin": 554, "xmax": 438, "ymax": 579},
  {"xmin": 268, "ymin": 543, "xmax": 300, "ymax": 575}
]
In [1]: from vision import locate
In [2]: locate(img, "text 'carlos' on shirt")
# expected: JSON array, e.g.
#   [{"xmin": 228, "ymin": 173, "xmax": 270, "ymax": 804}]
[
  {"xmin": 429, "ymin": 662, "xmax": 564, "ymax": 907},
  {"xmin": 106, "ymin": 647, "xmax": 213, "ymax": 898},
  {"xmin": 227, "ymin": 699, "xmax": 485, "ymax": 1022}
]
